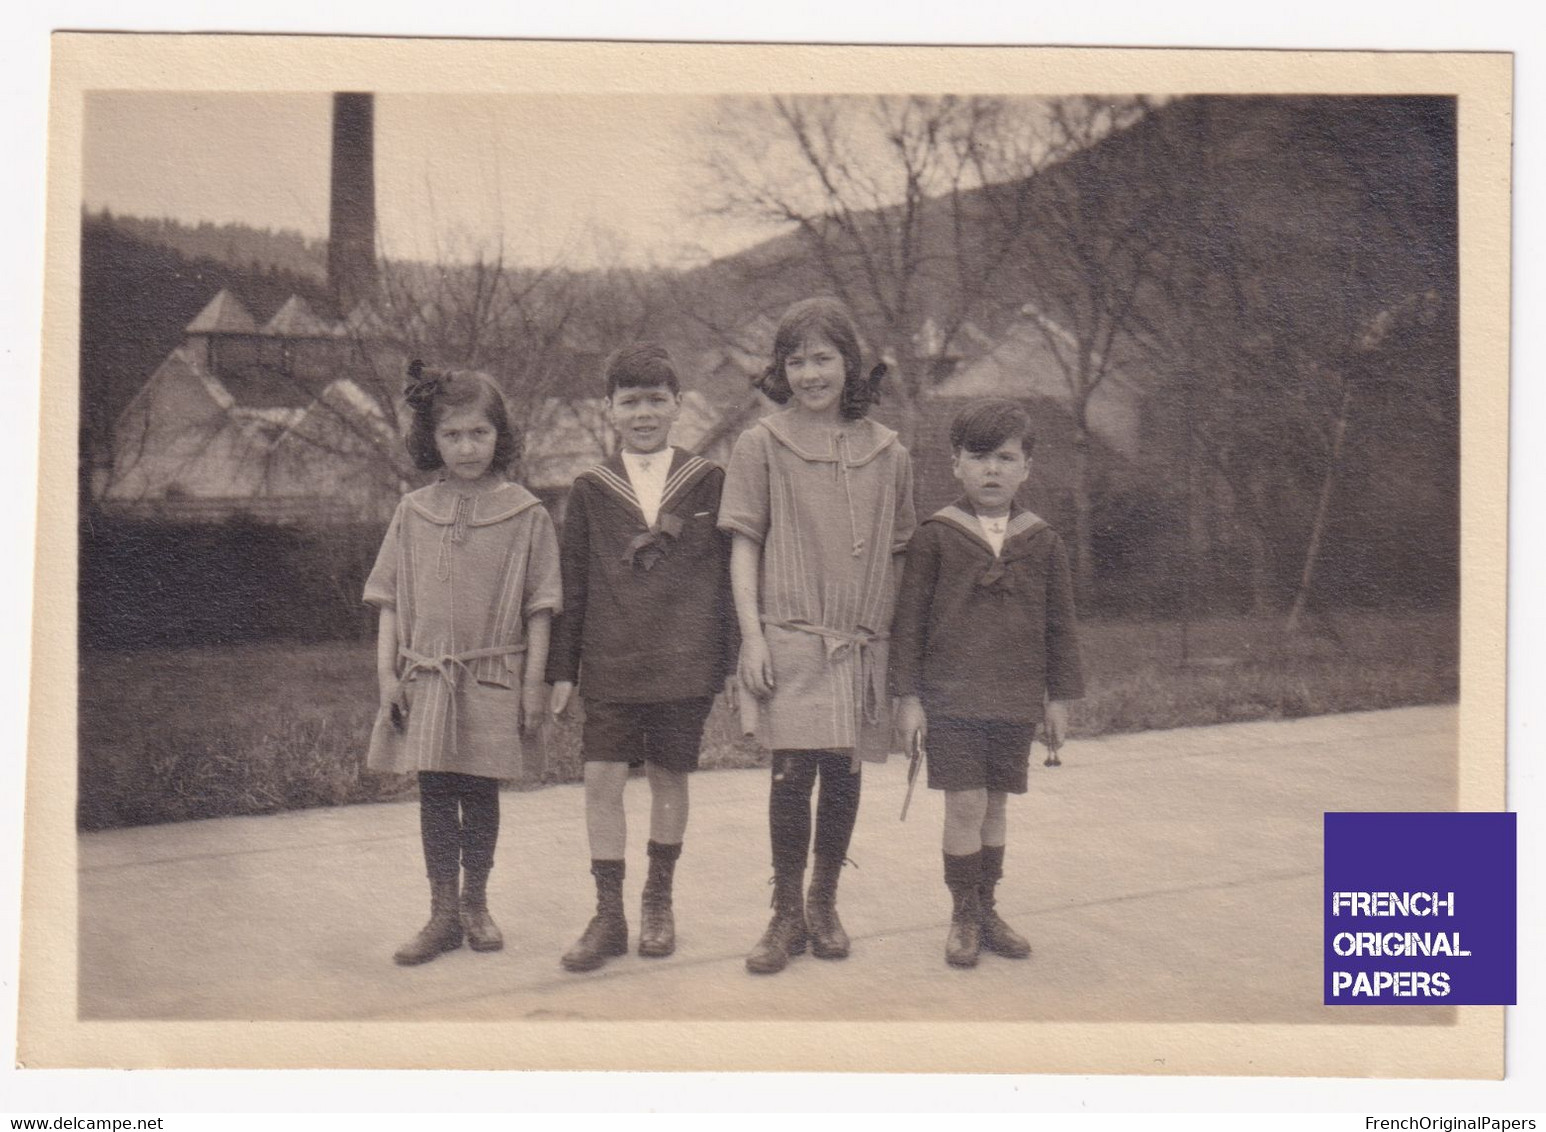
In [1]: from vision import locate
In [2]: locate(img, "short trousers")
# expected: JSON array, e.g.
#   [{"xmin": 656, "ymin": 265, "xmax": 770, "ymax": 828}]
[
  {"xmin": 581, "ymin": 696, "xmax": 715, "ymax": 774},
  {"xmin": 924, "ymin": 716, "xmax": 1036, "ymax": 794}
]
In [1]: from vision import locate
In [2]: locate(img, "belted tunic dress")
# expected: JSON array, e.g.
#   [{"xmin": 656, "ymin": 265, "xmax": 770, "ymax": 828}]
[
  {"xmin": 718, "ymin": 411, "xmax": 915, "ymax": 761},
  {"xmin": 363, "ymin": 480, "xmax": 562, "ymax": 778}
]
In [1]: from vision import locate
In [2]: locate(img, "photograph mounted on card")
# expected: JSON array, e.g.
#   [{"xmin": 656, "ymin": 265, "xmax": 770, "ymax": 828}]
[{"xmin": 21, "ymin": 34, "xmax": 1510, "ymax": 1076}]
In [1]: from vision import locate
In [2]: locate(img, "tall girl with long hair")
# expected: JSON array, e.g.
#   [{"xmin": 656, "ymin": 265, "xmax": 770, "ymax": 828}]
[{"xmin": 717, "ymin": 297, "xmax": 915, "ymax": 974}]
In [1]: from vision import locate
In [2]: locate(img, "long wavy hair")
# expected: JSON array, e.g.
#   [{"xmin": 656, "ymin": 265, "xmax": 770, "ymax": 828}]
[{"xmin": 754, "ymin": 297, "xmax": 886, "ymax": 421}]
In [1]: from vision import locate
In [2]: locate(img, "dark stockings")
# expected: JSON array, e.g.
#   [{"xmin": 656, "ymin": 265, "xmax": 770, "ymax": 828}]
[
  {"xmin": 418, "ymin": 771, "xmax": 500, "ymax": 881},
  {"xmin": 768, "ymin": 750, "xmax": 861, "ymax": 875}
]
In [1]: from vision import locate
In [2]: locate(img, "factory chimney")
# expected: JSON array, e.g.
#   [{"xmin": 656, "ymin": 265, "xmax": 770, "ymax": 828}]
[{"xmin": 328, "ymin": 93, "xmax": 378, "ymax": 314}]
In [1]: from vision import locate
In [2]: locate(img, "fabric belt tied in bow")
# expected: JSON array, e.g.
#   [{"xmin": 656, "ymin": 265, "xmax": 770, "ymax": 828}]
[
  {"xmin": 764, "ymin": 618, "xmax": 888, "ymax": 772},
  {"xmin": 389, "ymin": 643, "xmax": 529, "ymax": 754}
]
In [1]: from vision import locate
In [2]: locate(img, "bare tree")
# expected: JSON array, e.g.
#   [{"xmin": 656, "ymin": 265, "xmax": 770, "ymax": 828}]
[
  {"xmin": 701, "ymin": 95, "xmax": 1076, "ymax": 441},
  {"xmin": 701, "ymin": 95, "xmax": 1163, "ymax": 603},
  {"xmin": 149, "ymin": 247, "xmax": 657, "ymax": 517},
  {"xmin": 1000, "ymin": 96, "xmax": 1159, "ymax": 601},
  {"xmin": 1122, "ymin": 99, "xmax": 1288, "ymax": 620},
  {"xmin": 1284, "ymin": 289, "xmax": 1445, "ymax": 632},
  {"xmin": 1126, "ymin": 98, "xmax": 1457, "ymax": 628}
]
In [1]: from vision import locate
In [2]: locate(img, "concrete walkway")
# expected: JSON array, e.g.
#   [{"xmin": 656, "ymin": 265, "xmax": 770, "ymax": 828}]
[{"xmin": 79, "ymin": 705, "xmax": 1457, "ymax": 1025}]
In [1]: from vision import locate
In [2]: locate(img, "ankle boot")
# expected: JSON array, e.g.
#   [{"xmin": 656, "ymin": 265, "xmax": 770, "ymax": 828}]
[
  {"xmin": 562, "ymin": 859, "xmax": 628, "ymax": 972},
  {"xmin": 459, "ymin": 865, "xmax": 504, "ymax": 952},
  {"xmin": 745, "ymin": 871, "xmax": 809, "ymax": 975},
  {"xmin": 944, "ymin": 851, "xmax": 983, "ymax": 968},
  {"xmin": 806, "ymin": 855, "xmax": 851, "ymax": 959},
  {"xmin": 639, "ymin": 840, "xmax": 681, "ymax": 958},
  {"xmin": 978, "ymin": 844, "xmax": 1032, "ymax": 958},
  {"xmin": 394, "ymin": 874, "xmax": 464, "ymax": 966}
]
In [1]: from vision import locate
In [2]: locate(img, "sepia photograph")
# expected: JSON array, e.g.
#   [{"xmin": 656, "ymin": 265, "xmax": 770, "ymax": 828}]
[{"xmin": 19, "ymin": 35, "xmax": 1511, "ymax": 1078}]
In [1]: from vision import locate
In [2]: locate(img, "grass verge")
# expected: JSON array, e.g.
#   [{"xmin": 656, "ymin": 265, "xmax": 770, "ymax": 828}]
[{"xmin": 78, "ymin": 611, "xmax": 1456, "ymax": 831}]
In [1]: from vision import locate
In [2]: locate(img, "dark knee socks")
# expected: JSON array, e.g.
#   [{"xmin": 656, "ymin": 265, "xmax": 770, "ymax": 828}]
[
  {"xmin": 769, "ymin": 750, "xmax": 861, "ymax": 875},
  {"xmin": 458, "ymin": 775, "xmax": 500, "ymax": 872},
  {"xmin": 644, "ymin": 839, "xmax": 682, "ymax": 899},
  {"xmin": 769, "ymin": 753, "xmax": 817, "ymax": 875},
  {"xmin": 813, "ymin": 751, "xmax": 861, "ymax": 861},
  {"xmin": 590, "ymin": 858, "xmax": 626, "ymax": 915},
  {"xmin": 980, "ymin": 842, "xmax": 1006, "ymax": 889},
  {"xmin": 418, "ymin": 771, "xmax": 500, "ymax": 880},
  {"xmin": 418, "ymin": 773, "xmax": 461, "ymax": 882}
]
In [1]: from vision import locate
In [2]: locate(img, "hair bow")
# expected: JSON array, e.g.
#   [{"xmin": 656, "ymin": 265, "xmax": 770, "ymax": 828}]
[
  {"xmin": 866, "ymin": 362, "xmax": 888, "ymax": 401},
  {"xmin": 404, "ymin": 359, "xmax": 443, "ymax": 410},
  {"xmin": 753, "ymin": 361, "xmax": 782, "ymax": 400}
]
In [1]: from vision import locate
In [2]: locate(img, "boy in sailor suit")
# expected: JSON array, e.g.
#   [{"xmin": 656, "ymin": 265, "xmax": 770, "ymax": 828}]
[
  {"xmin": 890, "ymin": 399, "xmax": 1085, "ymax": 968},
  {"xmin": 547, "ymin": 344, "xmax": 736, "ymax": 971}
]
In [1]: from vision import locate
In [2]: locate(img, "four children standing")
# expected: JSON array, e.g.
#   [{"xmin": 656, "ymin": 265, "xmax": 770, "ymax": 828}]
[{"xmin": 366, "ymin": 300, "xmax": 1084, "ymax": 972}]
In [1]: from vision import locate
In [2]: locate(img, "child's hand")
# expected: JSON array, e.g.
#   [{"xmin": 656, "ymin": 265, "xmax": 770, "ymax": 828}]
[
  {"xmin": 550, "ymin": 680, "xmax": 575, "ymax": 718},
  {"xmin": 896, "ymin": 695, "xmax": 927, "ymax": 746},
  {"xmin": 520, "ymin": 682, "xmax": 547, "ymax": 736},
  {"xmin": 738, "ymin": 635, "xmax": 776, "ymax": 699},
  {"xmin": 1044, "ymin": 699, "xmax": 1069, "ymax": 749},
  {"xmin": 377, "ymin": 671, "xmax": 397, "ymax": 713}
]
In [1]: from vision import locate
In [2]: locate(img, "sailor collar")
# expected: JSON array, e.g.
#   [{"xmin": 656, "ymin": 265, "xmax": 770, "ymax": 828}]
[
  {"xmin": 757, "ymin": 412, "xmax": 898, "ymax": 466},
  {"xmin": 928, "ymin": 500, "xmax": 1048, "ymax": 557},
  {"xmin": 405, "ymin": 480, "xmax": 542, "ymax": 526},
  {"xmin": 581, "ymin": 447, "xmax": 714, "ymax": 526}
]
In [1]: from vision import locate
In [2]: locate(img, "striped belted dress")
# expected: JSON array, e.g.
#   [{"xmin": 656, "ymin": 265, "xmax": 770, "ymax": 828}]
[
  {"xmin": 717, "ymin": 411, "xmax": 916, "ymax": 762},
  {"xmin": 363, "ymin": 480, "xmax": 562, "ymax": 779}
]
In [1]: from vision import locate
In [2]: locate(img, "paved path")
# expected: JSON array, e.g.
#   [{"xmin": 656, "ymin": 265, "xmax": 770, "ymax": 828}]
[{"xmin": 79, "ymin": 705, "xmax": 1456, "ymax": 1026}]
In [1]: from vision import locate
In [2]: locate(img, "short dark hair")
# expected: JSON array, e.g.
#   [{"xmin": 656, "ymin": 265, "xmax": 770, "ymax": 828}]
[
  {"xmin": 755, "ymin": 297, "xmax": 884, "ymax": 421},
  {"xmin": 404, "ymin": 362, "xmax": 521, "ymax": 475},
  {"xmin": 604, "ymin": 342, "xmax": 680, "ymax": 397},
  {"xmin": 949, "ymin": 398, "xmax": 1036, "ymax": 457}
]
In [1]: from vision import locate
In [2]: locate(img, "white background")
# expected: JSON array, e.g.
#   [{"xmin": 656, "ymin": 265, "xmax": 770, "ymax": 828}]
[{"xmin": 1, "ymin": 0, "xmax": 1540, "ymax": 1119}]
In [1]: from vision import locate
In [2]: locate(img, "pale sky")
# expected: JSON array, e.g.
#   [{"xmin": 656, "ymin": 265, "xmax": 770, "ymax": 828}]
[{"xmin": 82, "ymin": 92, "xmax": 780, "ymax": 269}]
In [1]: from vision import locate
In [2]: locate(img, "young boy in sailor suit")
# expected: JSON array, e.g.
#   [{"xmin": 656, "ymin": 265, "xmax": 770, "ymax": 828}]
[
  {"xmin": 547, "ymin": 343, "xmax": 736, "ymax": 971},
  {"xmin": 890, "ymin": 398, "xmax": 1085, "ymax": 968}
]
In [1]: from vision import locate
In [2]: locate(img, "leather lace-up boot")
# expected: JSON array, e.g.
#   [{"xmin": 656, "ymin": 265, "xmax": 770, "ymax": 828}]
[
  {"xmin": 638, "ymin": 840, "xmax": 681, "ymax": 958},
  {"xmin": 459, "ymin": 866, "xmax": 504, "ymax": 952},
  {"xmin": 943, "ymin": 851, "xmax": 983, "ymax": 968},
  {"xmin": 745, "ymin": 871, "xmax": 809, "ymax": 975},
  {"xmin": 562, "ymin": 860, "xmax": 628, "ymax": 972},
  {"xmin": 978, "ymin": 843, "xmax": 1031, "ymax": 958},
  {"xmin": 394, "ymin": 875, "xmax": 464, "ymax": 965},
  {"xmin": 806, "ymin": 855, "xmax": 851, "ymax": 959}
]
